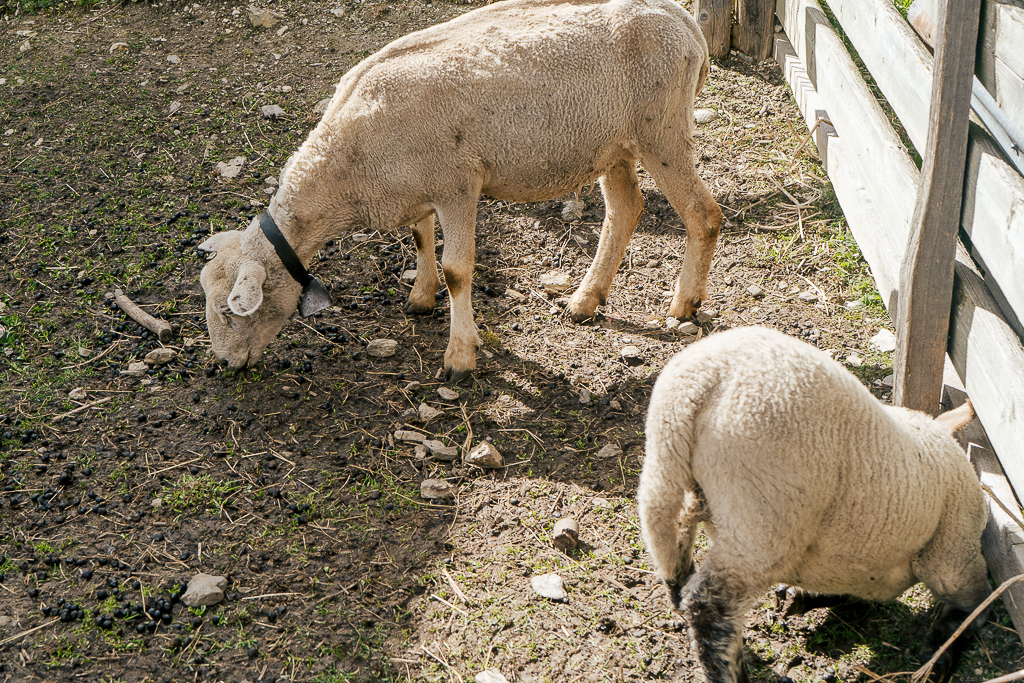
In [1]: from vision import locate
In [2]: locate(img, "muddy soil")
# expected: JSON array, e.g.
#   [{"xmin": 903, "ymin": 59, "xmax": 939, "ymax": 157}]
[{"xmin": 1, "ymin": 1, "xmax": 1021, "ymax": 682}]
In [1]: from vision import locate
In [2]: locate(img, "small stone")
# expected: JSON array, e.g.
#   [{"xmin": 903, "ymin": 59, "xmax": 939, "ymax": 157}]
[
  {"xmin": 437, "ymin": 387, "xmax": 459, "ymax": 401},
  {"xmin": 351, "ymin": 233, "xmax": 371, "ymax": 242},
  {"xmin": 264, "ymin": 176, "xmax": 279, "ymax": 187},
  {"xmin": 475, "ymin": 670, "xmax": 511, "ymax": 683},
  {"xmin": 216, "ymin": 156, "xmax": 246, "ymax": 179},
  {"xmin": 366, "ymin": 339, "xmax": 397, "ymax": 358},
  {"xmin": 609, "ymin": 399, "xmax": 622, "ymax": 410},
  {"xmin": 846, "ymin": 354, "xmax": 863, "ymax": 367},
  {"xmin": 109, "ymin": 42, "xmax": 128, "ymax": 53},
  {"xmin": 696, "ymin": 309, "xmax": 718, "ymax": 323},
  {"xmin": 166, "ymin": 55, "xmax": 180, "ymax": 64},
  {"xmin": 539, "ymin": 271, "xmax": 571, "ymax": 294},
  {"xmin": 747, "ymin": 284, "xmax": 764, "ymax": 297},
  {"xmin": 413, "ymin": 444, "xmax": 428, "ymax": 459},
  {"xmin": 248, "ymin": 5, "xmax": 279, "ymax": 27},
  {"xmin": 78, "ymin": 347, "xmax": 92, "ymax": 358},
  {"xmin": 418, "ymin": 403, "xmax": 442, "ymax": 423},
  {"xmin": 395, "ymin": 430, "xmax": 426, "ymax": 443},
  {"xmin": 168, "ymin": 101, "xmax": 182, "ymax": 115},
  {"xmin": 798, "ymin": 290, "xmax": 818, "ymax": 302},
  {"xmin": 531, "ymin": 573, "xmax": 566, "ymax": 601},
  {"xmin": 404, "ymin": 381, "xmax": 421, "ymax": 392},
  {"xmin": 597, "ymin": 443, "xmax": 623, "ymax": 459},
  {"xmin": 401, "ymin": 269, "xmax": 418, "ymax": 284},
  {"xmin": 313, "ymin": 97, "xmax": 332, "ymax": 114},
  {"xmin": 504, "ymin": 288, "xmax": 526, "ymax": 301},
  {"xmin": 882, "ymin": 374, "xmax": 895, "ymax": 387},
  {"xmin": 182, "ymin": 573, "xmax": 228, "ymax": 607},
  {"xmin": 678, "ymin": 322, "xmax": 699, "ymax": 335},
  {"xmin": 552, "ymin": 518, "xmax": 580, "ymax": 551},
  {"xmin": 694, "ymin": 108, "xmax": 719, "ymax": 124},
  {"xmin": 592, "ymin": 497, "xmax": 612, "ymax": 509},
  {"xmin": 620, "ymin": 346, "xmax": 642, "ymax": 365},
  {"xmin": 69, "ymin": 388, "xmax": 87, "ymax": 401},
  {"xmin": 125, "ymin": 361, "xmax": 149, "ymax": 377},
  {"xmin": 561, "ymin": 199, "xmax": 585, "ymax": 220},
  {"xmin": 665, "ymin": 317, "xmax": 680, "ymax": 330},
  {"xmin": 423, "ymin": 440, "xmax": 459, "ymax": 461},
  {"xmin": 870, "ymin": 328, "xmax": 897, "ymax": 353},
  {"xmin": 465, "ymin": 441, "xmax": 503, "ymax": 469},
  {"xmin": 845, "ymin": 299, "xmax": 864, "ymax": 309},
  {"xmin": 19, "ymin": 40, "xmax": 31, "ymax": 53},
  {"xmin": 145, "ymin": 348, "xmax": 177, "ymax": 366},
  {"xmin": 420, "ymin": 478, "xmax": 455, "ymax": 500},
  {"xmin": 151, "ymin": 498, "xmax": 164, "ymax": 509},
  {"xmin": 260, "ymin": 104, "xmax": 285, "ymax": 119}
]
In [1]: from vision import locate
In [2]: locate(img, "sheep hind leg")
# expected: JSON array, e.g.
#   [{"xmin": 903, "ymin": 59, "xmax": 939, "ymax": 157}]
[
  {"xmin": 683, "ymin": 567, "xmax": 754, "ymax": 683},
  {"xmin": 565, "ymin": 158, "xmax": 643, "ymax": 323},
  {"xmin": 774, "ymin": 586, "xmax": 858, "ymax": 618},
  {"xmin": 639, "ymin": 149, "xmax": 723, "ymax": 320},
  {"xmin": 404, "ymin": 214, "xmax": 441, "ymax": 315},
  {"xmin": 435, "ymin": 196, "xmax": 482, "ymax": 383}
]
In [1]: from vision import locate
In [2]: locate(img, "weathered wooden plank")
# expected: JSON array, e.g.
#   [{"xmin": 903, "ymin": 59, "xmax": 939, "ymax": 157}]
[
  {"xmin": 945, "ymin": 378, "xmax": 1024, "ymax": 639},
  {"xmin": 961, "ymin": 127, "xmax": 1024, "ymax": 329},
  {"xmin": 825, "ymin": 0, "xmax": 933, "ymax": 154},
  {"xmin": 949, "ymin": 242, "xmax": 1024, "ymax": 497},
  {"xmin": 733, "ymin": 0, "xmax": 775, "ymax": 62},
  {"xmin": 695, "ymin": 0, "xmax": 732, "ymax": 59},
  {"xmin": 893, "ymin": 0, "xmax": 982, "ymax": 415},
  {"xmin": 978, "ymin": 0, "xmax": 1024, "ymax": 138},
  {"xmin": 773, "ymin": 31, "xmax": 902, "ymax": 309},
  {"xmin": 776, "ymin": 0, "xmax": 920, "ymax": 249}
]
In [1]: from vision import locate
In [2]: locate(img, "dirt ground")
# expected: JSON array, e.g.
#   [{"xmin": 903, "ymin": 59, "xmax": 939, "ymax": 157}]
[{"xmin": 1, "ymin": 1, "xmax": 1022, "ymax": 681}]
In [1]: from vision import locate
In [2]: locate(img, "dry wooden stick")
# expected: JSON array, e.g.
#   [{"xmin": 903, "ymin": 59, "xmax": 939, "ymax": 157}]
[
  {"xmin": 107, "ymin": 289, "xmax": 172, "ymax": 343},
  {"xmin": 51, "ymin": 396, "xmax": 112, "ymax": 422}
]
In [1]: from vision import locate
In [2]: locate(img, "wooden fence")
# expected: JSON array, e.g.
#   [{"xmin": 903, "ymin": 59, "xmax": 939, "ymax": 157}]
[{"xmin": 768, "ymin": 0, "xmax": 1024, "ymax": 633}]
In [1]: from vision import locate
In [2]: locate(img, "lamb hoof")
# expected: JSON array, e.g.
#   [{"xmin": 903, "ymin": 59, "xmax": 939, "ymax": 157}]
[
  {"xmin": 443, "ymin": 365, "xmax": 472, "ymax": 384},
  {"xmin": 777, "ymin": 586, "xmax": 808, "ymax": 617},
  {"xmin": 404, "ymin": 301, "xmax": 435, "ymax": 315},
  {"xmin": 669, "ymin": 295, "xmax": 703, "ymax": 322}
]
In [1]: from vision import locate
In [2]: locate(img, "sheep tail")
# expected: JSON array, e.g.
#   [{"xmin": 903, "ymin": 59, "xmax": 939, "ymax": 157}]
[{"xmin": 638, "ymin": 371, "xmax": 704, "ymax": 609}]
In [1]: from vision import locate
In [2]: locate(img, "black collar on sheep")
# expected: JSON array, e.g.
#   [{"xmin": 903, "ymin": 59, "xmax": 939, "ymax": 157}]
[{"xmin": 258, "ymin": 211, "xmax": 332, "ymax": 317}]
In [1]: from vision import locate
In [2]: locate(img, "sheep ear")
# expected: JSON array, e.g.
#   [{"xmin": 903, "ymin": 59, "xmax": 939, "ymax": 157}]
[
  {"xmin": 935, "ymin": 400, "xmax": 975, "ymax": 434},
  {"xmin": 198, "ymin": 231, "xmax": 242, "ymax": 255},
  {"xmin": 228, "ymin": 261, "xmax": 267, "ymax": 316}
]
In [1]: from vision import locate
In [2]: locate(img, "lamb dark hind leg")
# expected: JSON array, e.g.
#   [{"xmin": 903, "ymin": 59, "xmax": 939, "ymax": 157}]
[
  {"xmin": 683, "ymin": 566, "xmax": 756, "ymax": 683},
  {"xmin": 774, "ymin": 586, "xmax": 860, "ymax": 618}
]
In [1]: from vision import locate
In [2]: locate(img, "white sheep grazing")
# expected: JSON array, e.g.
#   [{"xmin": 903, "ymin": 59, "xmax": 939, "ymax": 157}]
[
  {"xmin": 198, "ymin": 0, "xmax": 722, "ymax": 381},
  {"xmin": 638, "ymin": 326, "xmax": 991, "ymax": 683}
]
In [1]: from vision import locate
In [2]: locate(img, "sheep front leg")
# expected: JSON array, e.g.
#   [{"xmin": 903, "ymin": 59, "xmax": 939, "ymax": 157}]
[
  {"xmin": 566, "ymin": 159, "xmax": 643, "ymax": 322},
  {"xmin": 405, "ymin": 214, "xmax": 441, "ymax": 315},
  {"xmin": 436, "ymin": 197, "xmax": 481, "ymax": 383},
  {"xmin": 683, "ymin": 567, "xmax": 752, "ymax": 683}
]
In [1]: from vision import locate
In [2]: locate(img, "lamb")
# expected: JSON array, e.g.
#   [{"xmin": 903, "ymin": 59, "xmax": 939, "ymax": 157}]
[
  {"xmin": 197, "ymin": 0, "xmax": 722, "ymax": 381},
  {"xmin": 638, "ymin": 326, "xmax": 991, "ymax": 683}
]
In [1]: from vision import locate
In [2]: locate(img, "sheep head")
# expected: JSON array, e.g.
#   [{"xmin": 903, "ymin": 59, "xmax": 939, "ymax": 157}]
[{"xmin": 198, "ymin": 224, "xmax": 303, "ymax": 369}]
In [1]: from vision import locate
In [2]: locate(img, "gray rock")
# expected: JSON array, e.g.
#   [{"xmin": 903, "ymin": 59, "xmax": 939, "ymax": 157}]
[
  {"xmin": 0, "ymin": 615, "xmax": 15, "ymax": 627},
  {"xmin": 694, "ymin": 108, "xmax": 719, "ymax": 124},
  {"xmin": 465, "ymin": 441, "xmax": 503, "ymax": 469},
  {"xmin": 475, "ymin": 670, "xmax": 510, "ymax": 683},
  {"xmin": 423, "ymin": 440, "xmax": 459, "ymax": 461},
  {"xmin": 696, "ymin": 308, "xmax": 718, "ymax": 323},
  {"xmin": 578, "ymin": 387, "xmax": 592, "ymax": 404},
  {"xmin": 609, "ymin": 399, "xmax": 622, "ymax": 411},
  {"xmin": 678, "ymin": 321, "xmax": 699, "ymax": 335},
  {"xmin": 420, "ymin": 478, "xmax": 455, "ymax": 500},
  {"xmin": 366, "ymin": 339, "xmax": 397, "ymax": 358},
  {"xmin": 168, "ymin": 101, "xmax": 182, "ymax": 115},
  {"xmin": 846, "ymin": 354, "xmax": 863, "ymax": 367},
  {"xmin": 69, "ymin": 387, "xmax": 87, "ymax": 401},
  {"xmin": 404, "ymin": 381, "xmax": 421, "ymax": 392},
  {"xmin": 665, "ymin": 317, "xmax": 680, "ymax": 330},
  {"xmin": 145, "ymin": 348, "xmax": 177, "ymax": 366},
  {"xmin": 151, "ymin": 497, "xmax": 164, "ymax": 509},
  {"xmin": 314, "ymin": 97, "xmax": 332, "ymax": 114},
  {"xmin": 437, "ymin": 387, "xmax": 459, "ymax": 401},
  {"xmin": 798, "ymin": 290, "xmax": 818, "ymax": 302},
  {"xmin": 166, "ymin": 55, "xmax": 180, "ymax": 64},
  {"xmin": 747, "ymin": 284, "xmax": 764, "ymax": 297},
  {"xmin": 504, "ymin": 288, "xmax": 526, "ymax": 301},
  {"xmin": 125, "ymin": 361, "xmax": 149, "ymax": 376},
  {"xmin": 351, "ymin": 233, "xmax": 371, "ymax": 242},
  {"xmin": 531, "ymin": 573, "xmax": 566, "ymax": 601},
  {"xmin": 596, "ymin": 443, "xmax": 622, "ymax": 459},
  {"xmin": 620, "ymin": 345, "xmax": 642, "ymax": 365},
  {"xmin": 418, "ymin": 403, "xmax": 443, "ymax": 423},
  {"xmin": 261, "ymin": 104, "xmax": 286, "ymax": 119},
  {"xmin": 401, "ymin": 269, "xmax": 417, "ymax": 284},
  {"xmin": 248, "ymin": 5, "xmax": 279, "ymax": 27},
  {"xmin": 395, "ymin": 430, "xmax": 426, "ymax": 443},
  {"xmin": 182, "ymin": 573, "xmax": 228, "ymax": 607},
  {"xmin": 216, "ymin": 156, "xmax": 246, "ymax": 179},
  {"xmin": 882, "ymin": 374, "xmax": 895, "ymax": 387},
  {"xmin": 540, "ymin": 271, "xmax": 571, "ymax": 294},
  {"xmin": 870, "ymin": 328, "xmax": 897, "ymax": 353}
]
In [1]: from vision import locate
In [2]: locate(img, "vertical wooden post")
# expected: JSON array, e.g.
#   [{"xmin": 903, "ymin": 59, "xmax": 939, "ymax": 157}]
[
  {"xmin": 893, "ymin": 0, "xmax": 982, "ymax": 415},
  {"xmin": 695, "ymin": 0, "xmax": 732, "ymax": 59},
  {"xmin": 732, "ymin": 0, "xmax": 775, "ymax": 62}
]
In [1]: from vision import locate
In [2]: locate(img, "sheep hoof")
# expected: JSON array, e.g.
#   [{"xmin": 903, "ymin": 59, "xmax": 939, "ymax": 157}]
[
  {"xmin": 443, "ymin": 365, "xmax": 472, "ymax": 384},
  {"xmin": 404, "ymin": 301, "xmax": 435, "ymax": 315}
]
